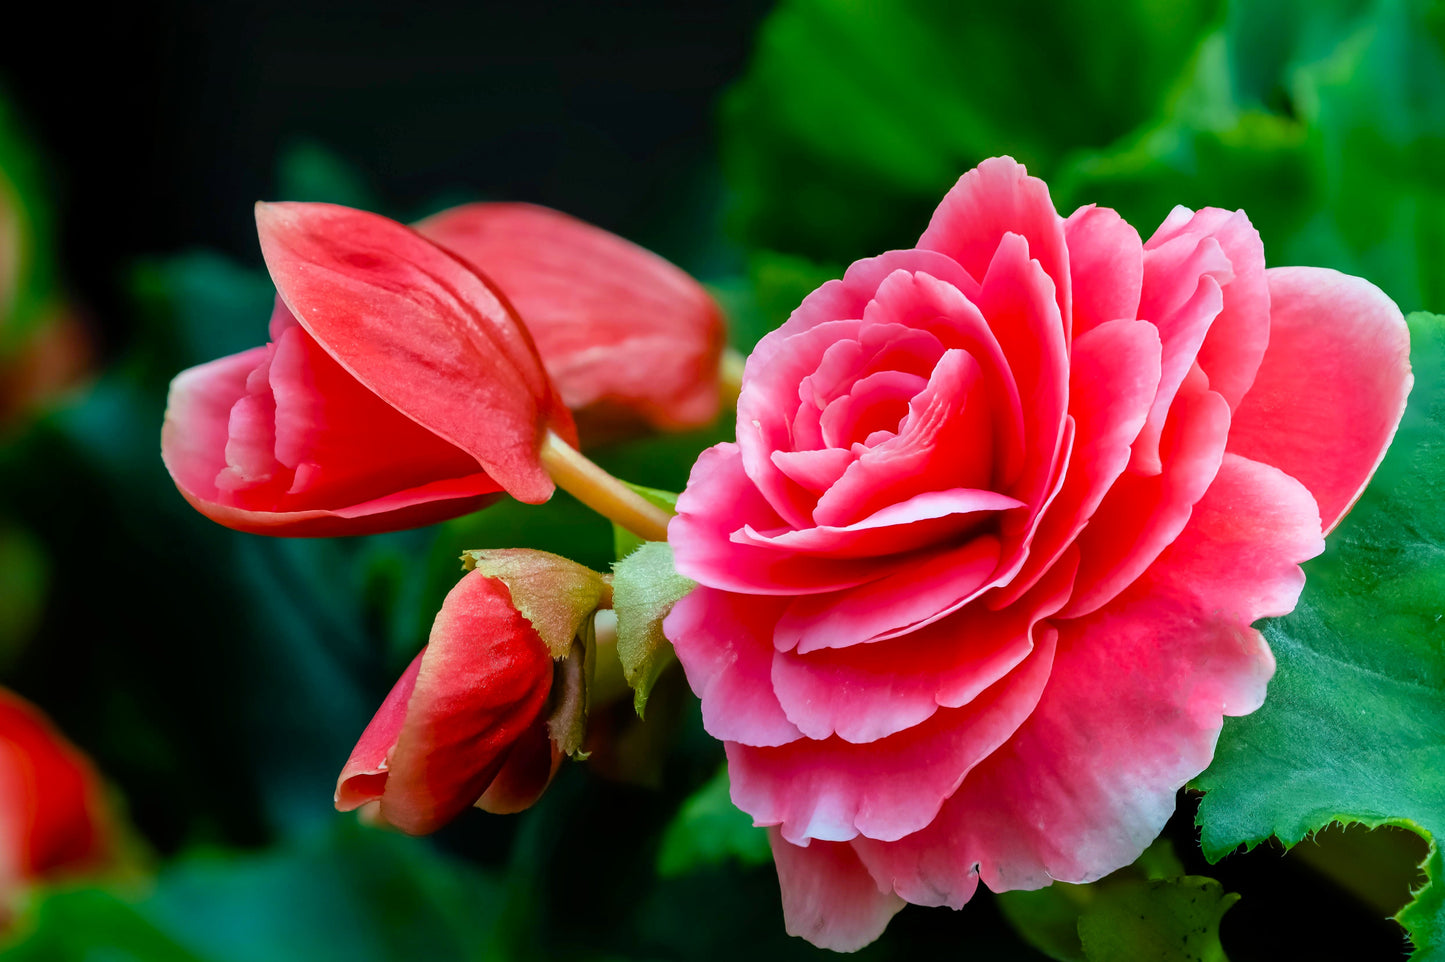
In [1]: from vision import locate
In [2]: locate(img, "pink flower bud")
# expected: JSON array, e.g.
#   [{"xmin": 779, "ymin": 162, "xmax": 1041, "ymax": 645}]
[
  {"xmin": 161, "ymin": 202, "xmax": 578, "ymax": 537},
  {"xmin": 416, "ymin": 202, "xmax": 726, "ymax": 441},
  {"xmin": 335, "ymin": 568, "xmax": 559, "ymax": 834}
]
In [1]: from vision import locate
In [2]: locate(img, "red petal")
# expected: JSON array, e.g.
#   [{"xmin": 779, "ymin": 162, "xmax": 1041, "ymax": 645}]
[
  {"xmin": 374, "ymin": 570, "xmax": 554, "ymax": 835},
  {"xmin": 416, "ymin": 202, "xmax": 726, "ymax": 436},
  {"xmin": 1228, "ymin": 266, "xmax": 1412, "ymax": 532},
  {"xmin": 1063, "ymin": 205, "xmax": 1143, "ymax": 337},
  {"xmin": 255, "ymin": 202, "xmax": 574, "ymax": 504},
  {"xmin": 335, "ymin": 650, "xmax": 423, "ymax": 812}
]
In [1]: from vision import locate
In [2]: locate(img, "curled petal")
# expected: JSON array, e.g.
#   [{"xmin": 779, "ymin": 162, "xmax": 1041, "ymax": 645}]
[
  {"xmin": 416, "ymin": 202, "xmax": 726, "ymax": 436},
  {"xmin": 1228, "ymin": 266, "xmax": 1413, "ymax": 532},
  {"xmin": 255, "ymin": 201, "xmax": 574, "ymax": 504}
]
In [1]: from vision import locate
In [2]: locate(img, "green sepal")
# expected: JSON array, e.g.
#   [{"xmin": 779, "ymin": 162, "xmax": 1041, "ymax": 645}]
[
  {"xmin": 610, "ymin": 541, "xmax": 695, "ymax": 717},
  {"xmin": 460, "ymin": 548, "xmax": 606, "ymax": 660}
]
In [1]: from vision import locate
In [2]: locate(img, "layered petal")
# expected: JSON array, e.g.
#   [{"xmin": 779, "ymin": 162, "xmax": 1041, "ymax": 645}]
[
  {"xmin": 1228, "ymin": 266, "xmax": 1413, "ymax": 531},
  {"xmin": 854, "ymin": 455, "xmax": 1321, "ymax": 906},
  {"xmin": 162, "ymin": 307, "xmax": 505, "ymax": 537},
  {"xmin": 416, "ymin": 202, "xmax": 726, "ymax": 437}
]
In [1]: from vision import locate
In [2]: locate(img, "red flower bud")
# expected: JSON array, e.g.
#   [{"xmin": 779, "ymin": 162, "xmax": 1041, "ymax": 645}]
[
  {"xmin": 416, "ymin": 203, "xmax": 726, "ymax": 440},
  {"xmin": 335, "ymin": 568, "xmax": 560, "ymax": 834},
  {"xmin": 0, "ymin": 689, "xmax": 112, "ymax": 897},
  {"xmin": 161, "ymin": 202, "xmax": 578, "ymax": 537}
]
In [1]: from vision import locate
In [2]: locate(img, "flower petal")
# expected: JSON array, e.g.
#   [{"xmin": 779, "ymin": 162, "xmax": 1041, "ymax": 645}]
[
  {"xmin": 665, "ymin": 586, "xmax": 803, "ymax": 748},
  {"xmin": 254, "ymin": 201, "xmax": 574, "ymax": 504},
  {"xmin": 854, "ymin": 454, "xmax": 1321, "ymax": 905},
  {"xmin": 1228, "ymin": 266, "xmax": 1413, "ymax": 532},
  {"xmin": 378, "ymin": 570, "xmax": 554, "ymax": 835},
  {"xmin": 728, "ymin": 627, "xmax": 1057, "ymax": 844},
  {"xmin": 919, "ymin": 156, "xmax": 1071, "ymax": 327},
  {"xmin": 769, "ymin": 830, "xmax": 905, "ymax": 953},
  {"xmin": 416, "ymin": 202, "xmax": 725, "ymax": 435},
  {"xmin": 1063, "ymin": 205, "xmax": 1143, "ymax": 337}
]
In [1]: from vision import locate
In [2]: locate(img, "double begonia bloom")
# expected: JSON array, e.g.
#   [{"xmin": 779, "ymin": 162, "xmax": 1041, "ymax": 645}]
[
  {"xmin": 415, "ymin": 202, "xmax": 726, "ymax": 440},
  {"xmin": 0, "ymin": 689, "xmax": 113, "ymax": 901},
  {"xmin": 336, "ymin": 568, "xmax": 560, "ymax": 834},
  {"xmin": 664, "ymin": 157, "xmax": 1412, "ymax": 950}
]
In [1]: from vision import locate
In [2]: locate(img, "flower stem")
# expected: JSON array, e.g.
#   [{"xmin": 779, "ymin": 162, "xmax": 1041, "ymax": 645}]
[{"xmin": 538, "ymin": 430, "xmax": 673, "ymax": 543}]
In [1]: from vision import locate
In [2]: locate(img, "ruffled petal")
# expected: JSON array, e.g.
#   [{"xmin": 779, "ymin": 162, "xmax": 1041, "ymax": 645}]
[
  {"xmin": 1063, "ymin": 205, "xmax": 1143, "ymax": 337},
  {"xmin": 769, "ymin": 831, "xmax": 906, "ymax": 953},
  {"xmin": 918, "ymin": 156, "xmax": 1071, "ymax": 327},
  {"xmin": 728, "ymin": 628, "xmax": 1057, "ymax": 845},
  {"xmin": 1228, "ymin": 266, "xmax": 1413, "ymax": 532},
  {"xmin": 855, "ymin": 454, "xmax": 1320, "ymax": 904},
  {"xmin": 665, "ymin": 587, "xmax": 803, "ymax": 748}
]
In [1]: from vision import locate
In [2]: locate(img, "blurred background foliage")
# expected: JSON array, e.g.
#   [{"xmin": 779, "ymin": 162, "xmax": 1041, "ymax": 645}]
[{"xmin": 0, "ymin": 0, "xmax": 1441, "ymax": 958}]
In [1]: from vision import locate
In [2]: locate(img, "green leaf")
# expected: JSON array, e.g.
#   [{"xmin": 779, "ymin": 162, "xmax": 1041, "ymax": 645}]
[
  {"xmin": 1194, "ymin": 311, "xmax": 1445, "ymax": 959},
  {"xmin": 460, "ymin": 548, "xmax": 606, "ymax": 659},
  {"xmin": 656, "ymin": 764, "xmax": 771, "ymax": 878},
  {"xmin": 0, "ymin": 89, "xmax": 59, "ymax": 359},
  {"xmin": 722, "ymin": 0, "xmax": 1220, "ymax": 264},
  {"xmin": 276, "ymin": 140, "xmax": 381, "ymax": 211},
  {"xmin": 611, "ymin": 484, "xmax": 679, "ymax": 562},
  {"xmin": 997, "ymin": 839, "xmax": 1198, "ymax": 962},
  {"xmin": 0, "ymin": 824, "xmax": 508, "ymax": 962},
  {"xmin": 611, "ymin": 541, "xmax": 695, "ymax": 717},
  {"xmin": 1076, "ymin": 877, "xmax": 1238, "ymax": 962}
]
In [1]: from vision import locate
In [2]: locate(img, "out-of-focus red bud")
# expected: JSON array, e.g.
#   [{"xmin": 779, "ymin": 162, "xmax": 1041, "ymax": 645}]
[
  {"xmin": 160, "ymin": 202, "xmax": 578, "ymax": 537},
  {"xmin": 416, "ymin": 203, "xmax": 726, "ymax": 441},
  {"xmin": 335, "ymin": 568, "xmax": 560, "ymax": 834},
  {"xmin": 0, "ymin": 689, "xmax": 112, "ymax": 897}
]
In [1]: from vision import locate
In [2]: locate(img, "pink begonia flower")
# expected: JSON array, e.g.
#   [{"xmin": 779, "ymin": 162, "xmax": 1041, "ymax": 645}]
[
  {"xmin": 161, "ymin": 202, "xmax": 578, "ymax": 537},
  {"xmin": 415, "ymin": 202, "xmax": 726, "ymax": 441},
  {"xmin": 0, "ymin": 689, "xmax": 113, "ymax": 905},
  {"xmin": 335, "ymin": 568, "xmax": 560, "ymax": 834},
  {"xmin": 664, "ymin": 157, "xmax": 1412, "ymax": 950}
]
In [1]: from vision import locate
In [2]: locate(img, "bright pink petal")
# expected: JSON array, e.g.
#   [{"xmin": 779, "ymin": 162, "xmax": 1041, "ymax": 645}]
[
  {"xmin": 1228, "ymin": 266, "xmax": 1413, "ymax": 532},
  {"xmin": 972, "ymin": 232, "xmax": 1069, "ymax": 526},
  {"xmin": 769, "ymin": 830, "xmax": 905, "ymax": 953},
  {"xmin": 669, "ymin": 444, "xmax": 901, "ymax": 594},
  {"xmin": 918, "ymin": 156, "xmax": 1071, "ymax": 327},
  {"xmin": 1130, "ymin": 232, "xmax": 1230, "ymax": 474},
  {"xmin": 728, "ymin": 628, "xmax": 1057, "ymax": 844},
  {"xmin": 665, "ymin": 587, "xmax": 802, "ymax": 748},
  {"xmin": 855, "ymin": 454, "xmax": 1320, "ymax": 904},
  {"xmin": 1065, "ymin": 368, "xmax": 1230, "ymax": 617},
  {"xmin": 992, "ymin": 319, "xmax": 1162, "ymax": 607},
  {"xmin": 736, "ymin": 488, "xmax": 1020, "ymax": 560},
  {"xmin": 774, "ymin": 537, "xmax": 1003, "ymax": 653},
  {"xmin": 254, "ymin": 201, "xmax": 574, "ymax": 504},
  {"xmin": 770, "ymin": 565, "xmax": 1070, "ymax": 743},
  {"xmin": 1145, "ymin": 207, "xmax": 1269, "ymax": 412},
  {"xmin": 1063, "ymin": 205, "xmax": 1143, "ymax": 337},
  {"xmin": 377, "ymin": 570, "xmax": 554, "ymax": 835},
  {"xmin": 416, "ymin": 202, "xmax": 726, "ymax": 435}
]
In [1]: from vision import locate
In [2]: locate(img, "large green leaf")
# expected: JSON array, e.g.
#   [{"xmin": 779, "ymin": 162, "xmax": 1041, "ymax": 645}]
[
  {"xmin": 1194, "ymin": 312, "xmax": 1445, "ymax": 960},
  {"xmin": 722, "ymin": 0, "xmax": 1221, "ymax": 264},
  {"xmin": 0, "ymin": 824, "xmax": 508, "ymax": 962}
]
